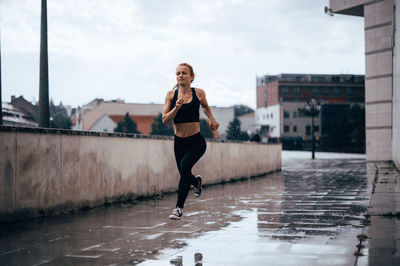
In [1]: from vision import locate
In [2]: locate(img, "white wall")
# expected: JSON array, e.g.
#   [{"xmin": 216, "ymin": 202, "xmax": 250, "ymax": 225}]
[
  {"xmin": 90, "ymin": 115, "xmax": 117, "ymax": 132},
  {"xmin": 255, "ymin": 105, "xmax": 281, "ymax": 138},
  {"xmin": 238, "ymin": 113, "xmax": 257, "ymax": 135},
  {"xmin": 201, "ymin": 106, "xmax": 234, "ymax": 137}
]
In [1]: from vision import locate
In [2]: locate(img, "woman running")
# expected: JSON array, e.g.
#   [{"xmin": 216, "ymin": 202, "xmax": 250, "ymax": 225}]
[{"xmin": 162, "ymin": 63, "xmax": 219, "ymax": 220}]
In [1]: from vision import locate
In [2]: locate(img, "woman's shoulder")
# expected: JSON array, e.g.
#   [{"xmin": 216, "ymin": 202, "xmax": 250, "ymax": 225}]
[
  {"xmin": 165, "ymin": 89, "xmax": 176, "ymax": 102},
  {"xmin": 193, "ymin": 87, "xmax": 205, "ymax": 95}
]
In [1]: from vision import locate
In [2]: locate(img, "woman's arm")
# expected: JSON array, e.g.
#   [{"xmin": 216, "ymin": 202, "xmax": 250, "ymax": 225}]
[
  {"xmin": 162, "ymin": 90, "xmax": 183, "ymax": 124},
  {"xmin": 196, "ymin": 88, "xmax": 219, "ymax": 130}
]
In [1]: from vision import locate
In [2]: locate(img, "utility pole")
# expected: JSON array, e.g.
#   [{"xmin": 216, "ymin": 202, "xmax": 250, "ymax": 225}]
[{"xmin": 39, "ymin": 0, "xmax": 49, "ymax": 127}]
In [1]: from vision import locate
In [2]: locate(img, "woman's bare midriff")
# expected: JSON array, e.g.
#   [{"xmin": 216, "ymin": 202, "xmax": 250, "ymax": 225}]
[{"xmin": 174, "ymin": 122, "xmax": 200, "ymax": 138}]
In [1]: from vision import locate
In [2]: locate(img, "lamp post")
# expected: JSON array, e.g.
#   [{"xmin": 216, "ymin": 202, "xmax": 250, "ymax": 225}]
[{"xmin": 305, "ymin": 99, "xmax": 321, "ymax": 159}]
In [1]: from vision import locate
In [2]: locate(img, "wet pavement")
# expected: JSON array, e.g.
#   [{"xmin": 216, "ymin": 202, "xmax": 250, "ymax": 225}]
[{"xmin": 0, "ymin": 151, "xmax": 392, "ymax": 265}]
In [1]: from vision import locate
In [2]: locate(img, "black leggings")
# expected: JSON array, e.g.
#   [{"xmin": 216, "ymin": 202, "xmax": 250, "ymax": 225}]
[{"xmin": 174, "ymin": 132, "xmax": 207, "ymax": 208}]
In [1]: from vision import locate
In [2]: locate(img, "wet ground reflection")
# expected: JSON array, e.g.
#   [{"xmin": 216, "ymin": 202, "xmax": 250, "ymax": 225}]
[
  {"xmin": 257, "ymin": 159, "xmax": 368, "ymax": 240},
  {"xmin": 0, "ymin": 155, "xmax": 369, "ymax": 265}
]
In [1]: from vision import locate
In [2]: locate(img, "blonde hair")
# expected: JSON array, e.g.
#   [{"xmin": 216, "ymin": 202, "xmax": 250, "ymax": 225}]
[{"xmin": 173, "ymin": 63, "xmax": 195, "ymax": 90}]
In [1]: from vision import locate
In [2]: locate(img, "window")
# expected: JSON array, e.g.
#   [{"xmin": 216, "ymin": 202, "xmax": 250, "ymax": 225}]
[
  {"xmin": 284, "ymin": 111, "xmax": 290, "ymax": 118},
  {"xmin": 281, "ymin": 87, "xmax": 289, "ymax": 95},
  {"xmin": 323, "ymin": 87, "xmax": 330, "ymax": 96},
  {"xmin": 261, "ymin": 125, "xmax": 269, "ymax": 134},
  {"xmin": 346, "ymin": 87, "xmax": 353, "ymax": 96},
  {"xmin": 306, "ymin": 125, "xmax": 311, "ymax": 135},
  {"xmin": 334, "ymin": 87, "xmax": 340, "ymax": 96},
  {"xmin": 271, "ymin": 113, "xmax": 273, "ymax": 119},
  {"xmin": 312, "ymin": 87, "xmax": 319, "ymax": 96},
  {"xmin": 293, "ymin": 111, "xmax": 297, "ymax": 118},
  {"xmin": 294, "ymin": 87, "xmax": 301, "ymax": 95},
  {"xmin": 298, "ymin": 109, "xmax": 307, "ymax": 117},
  {"xmin": 267, "ymin": 114, "xmax": 269, "ymax": 119},
  {"xmin": 264, "ymin": 90, "xmax": 268, "ymax": 99},
  {"xmin": 293, "ymin": 126, "xmax": 297, "ymax": 132},
  {"xmin": 314, "ymin": 126, "xmax": 319, "ymax": 132},
  {"xmin": 284, "ymin": 125, "xmax": 290, "ymax": 133}
]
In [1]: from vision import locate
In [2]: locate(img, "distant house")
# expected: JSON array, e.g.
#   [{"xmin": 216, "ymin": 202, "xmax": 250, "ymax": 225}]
[
  {"xmin": 237, "ymin": 112, "xmax": 257, "ymax": 135},
  {"xmin": 1, "ymin": 102, "xmax": 38, "ymax": 127},
  {"xmin": 72, "ymin": 99, "xmax": 234, "ymax": 138}
]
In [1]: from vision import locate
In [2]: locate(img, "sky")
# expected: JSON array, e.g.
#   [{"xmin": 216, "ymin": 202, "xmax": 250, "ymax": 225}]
[{"xmin": 1, "ymin": 0, "xmax": 365, "ymax": 109}]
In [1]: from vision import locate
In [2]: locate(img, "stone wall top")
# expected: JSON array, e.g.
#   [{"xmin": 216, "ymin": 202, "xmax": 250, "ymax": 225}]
[{"xmin": 0, "ymin": 126, "xmax": 277, "ymax": 145}]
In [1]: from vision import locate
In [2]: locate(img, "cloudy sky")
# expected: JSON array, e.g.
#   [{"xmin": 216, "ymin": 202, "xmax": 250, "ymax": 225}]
[{"xmin": 1, "ymin": 0, "xmax": 364, "ymax": 109}]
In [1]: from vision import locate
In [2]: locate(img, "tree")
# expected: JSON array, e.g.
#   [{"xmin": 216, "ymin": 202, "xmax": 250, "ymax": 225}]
[
  {"xmin": 49, "ymin": 101, "xmax": 72, "ymax": 129},
  {"xmin": 226, "ymin": 118, "xmax": 249, "ymax": 141},
  {"xmin": 114, "ymin": 112, "xmax": 140, "ymax": 134},
  {"xmin": 199, "ymin": 119, "xmax": 214, "ymax": 139},
  {"xmin": 150, "ymin": 113, "xmax": 174, "ymax": 136},
  {"xmin": 234, "ymin": 104, "xmax": 254, "ymax": 117}
]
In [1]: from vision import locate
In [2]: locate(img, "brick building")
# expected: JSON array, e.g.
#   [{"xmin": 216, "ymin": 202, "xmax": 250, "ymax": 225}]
[{"xmin": 255, "ymin": 74, "xmax": 365, "ymax": 148}]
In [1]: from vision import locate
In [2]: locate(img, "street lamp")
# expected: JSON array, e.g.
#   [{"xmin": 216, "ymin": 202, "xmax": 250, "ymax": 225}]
[{"xmin": 305, "ymin": 99, "xmax": 321, "ymax": 159}]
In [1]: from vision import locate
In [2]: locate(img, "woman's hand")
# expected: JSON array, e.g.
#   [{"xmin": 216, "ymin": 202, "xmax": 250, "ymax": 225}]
[
  {"xmin": 209, "ymin": 119, "xmax": 219, "ymax": 131},
  {"xmin": 175, "ymin": 97, "xmax": 184, "ymax": 110}
]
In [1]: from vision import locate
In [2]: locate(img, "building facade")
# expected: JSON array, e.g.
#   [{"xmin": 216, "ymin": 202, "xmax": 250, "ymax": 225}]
[
  {"xmin": 1, "ymin": 102, "xmax": 38, "ymax": 127},
  {"xmin": 330, "ymin": 0, "xmax": 400, "ymax": 167},
  {"xmin": 1, "ymin": 96, "xmax": 39, "ymax": 127},
  {"xmin": 256, "ymin": 74, "xmax": 365, "ymax": 147}
]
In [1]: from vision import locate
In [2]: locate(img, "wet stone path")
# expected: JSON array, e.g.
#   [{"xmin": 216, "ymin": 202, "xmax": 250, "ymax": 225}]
[{"xmin": 0, "ymin": 153, "xmax": 370, "ymax": 265}]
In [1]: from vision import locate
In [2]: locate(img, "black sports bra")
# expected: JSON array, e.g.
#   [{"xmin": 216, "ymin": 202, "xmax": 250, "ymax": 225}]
[{"xmin": 170, "ymin": 87, "xmax": 200, "ymax": 124}]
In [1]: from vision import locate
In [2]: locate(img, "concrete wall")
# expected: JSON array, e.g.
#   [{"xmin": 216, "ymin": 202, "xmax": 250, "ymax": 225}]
[
  {"xmin": 364, "ymin": 0, "xmax": 394, "ymax": 161},
  {"xmin": 331, "ymin": 0, "xmax": 395, "ymax": 162},
  {"xmin": 393, "ymin": 0, "xmax": 400, "ymax": 169},
  {"xmin": 0, "ymin": 126, "xmax": 281, "ymax": 222}
]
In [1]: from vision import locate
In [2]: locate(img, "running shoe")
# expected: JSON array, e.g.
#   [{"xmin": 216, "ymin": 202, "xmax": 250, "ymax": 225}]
[
  {"xmin": 169, "ymin": 207, "xmax": 183, "ymax": 220},
  {"xmin": 194, "ymin": 175, "xmax": 202, "ymax": 198}
]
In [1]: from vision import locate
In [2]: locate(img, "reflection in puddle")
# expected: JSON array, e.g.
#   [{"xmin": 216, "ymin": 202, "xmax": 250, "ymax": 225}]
[{"xmin": 256, "ymin": 159, "xmax": 368, "ymax": 241}]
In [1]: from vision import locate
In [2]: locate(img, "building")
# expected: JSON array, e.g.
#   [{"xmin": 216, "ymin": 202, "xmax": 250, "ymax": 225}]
[
  {"xmin": 1, "ymin": 102, "xmax": 38, "ymax": 127},
  {"xmin": 73, "ymin": 99, "xmax": 235, "ymax": 138},
  {"xmin": 10, "ymin": 95, "xmax": 39, "ymax": 123},
  {"xmin": 237, "ymin": 112, "xmax": 257, "ymax": 136},
  {"xmin": 329, "ymin": 0, "xmax": 400, "ymax": 167},
  {"xmin": 255, "ymin": 74, "xmax": 365, "ymax": 147}
]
